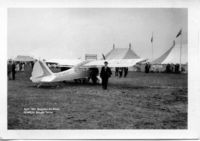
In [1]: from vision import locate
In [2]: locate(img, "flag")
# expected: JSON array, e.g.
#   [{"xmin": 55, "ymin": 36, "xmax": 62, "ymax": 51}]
[
  {"xmin": 176, "ymin": 29, "xmax": 182, "ymax": 38},
  {"xmin": 102, "ymin": 54, "xmax": 106, "ymax": 60}
]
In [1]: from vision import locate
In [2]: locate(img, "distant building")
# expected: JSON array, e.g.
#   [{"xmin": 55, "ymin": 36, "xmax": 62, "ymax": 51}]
[
  {"xmin": 85, "ymin": 54, "xmax": 97, "ymax": 60},
  {"xmin": 103, "ymin": 43, "xmax": 140, "ymax": 60},
  {"xmin": 13, "ymin": 55, "xmax": 36, "ymax": 62}
]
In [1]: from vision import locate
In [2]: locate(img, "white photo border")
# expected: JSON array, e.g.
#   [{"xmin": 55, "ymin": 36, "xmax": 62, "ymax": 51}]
[{"xmin": 0, "ymin": 0, "xmax": 200, "ymax": 140}]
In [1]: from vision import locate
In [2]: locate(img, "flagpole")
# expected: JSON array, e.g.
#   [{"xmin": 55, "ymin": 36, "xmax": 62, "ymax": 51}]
[
  {"xmin": 152, "ymin": 40, "xmax": 153, "ymax": 60},
  {"xmin": 152, "ymin": 32, "xmax": 154, "ymax": 60},
  {"xmin": 179, "ymin": 30, "xmax": 182, "ymax": 72}
]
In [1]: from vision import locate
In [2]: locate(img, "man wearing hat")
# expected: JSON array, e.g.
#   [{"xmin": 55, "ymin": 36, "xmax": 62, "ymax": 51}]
[{"xmin": 100, "ymin": 61, "xmax": 112, "ymax": 90}]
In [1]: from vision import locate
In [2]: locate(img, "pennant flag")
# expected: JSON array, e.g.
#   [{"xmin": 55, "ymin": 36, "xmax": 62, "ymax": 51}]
[
  {"xmin": 176, "ymin": 29, "xmax": 182, "ymax": 38},
  {"xmin": 102, "ymin": 54, "xmax": 106, "ymax": 60},
  {"xmin": 151, "ymin": 35, "xmax": 153, "ymax": 43}
]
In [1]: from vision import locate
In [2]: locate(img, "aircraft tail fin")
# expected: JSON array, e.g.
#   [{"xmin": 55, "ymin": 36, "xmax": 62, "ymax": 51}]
[{"xmin": 31, "ymin": 60, "xmax": 53, "ymax": 79}]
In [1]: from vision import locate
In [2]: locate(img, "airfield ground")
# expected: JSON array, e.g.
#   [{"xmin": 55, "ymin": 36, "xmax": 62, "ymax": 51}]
[{"xmin": 8, "ymin": 68, "xmax": 187, "ymax": 129}]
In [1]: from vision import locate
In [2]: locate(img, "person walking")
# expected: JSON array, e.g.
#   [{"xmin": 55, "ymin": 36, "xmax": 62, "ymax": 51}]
[{"xmin": 100, "ymin": 61, "xmax": 112, "ymax": 90}]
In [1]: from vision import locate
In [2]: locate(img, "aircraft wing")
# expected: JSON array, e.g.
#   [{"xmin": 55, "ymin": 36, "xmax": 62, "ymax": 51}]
[
  {"xmin": 46, "ymin": 59, "xmax": 83, "ymax": 67},
  {"xmin": 83, "ymin": 59, "xmax": 146, "ymax": 68}
]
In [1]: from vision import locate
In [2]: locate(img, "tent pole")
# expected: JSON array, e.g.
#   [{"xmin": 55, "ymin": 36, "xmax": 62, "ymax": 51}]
[
  {"xmin": 152, "ymin": 41, "xmax": 153, "ymax": 60},
  {"xmin": 152, "ymin": 32, "xmax": 154, "ymax": 60}
]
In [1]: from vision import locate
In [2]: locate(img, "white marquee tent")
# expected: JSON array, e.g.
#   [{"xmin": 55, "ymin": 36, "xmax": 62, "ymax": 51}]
[
  {"xmin": 103, "ymin": 44, "xmax": 141, "ymax": 60},
  {"xmin": 151, "ymin": 44, "xmax": 188, "ymax": 65},
  {"xmin": 150, "ymin": 43, "xmax": 188, "ymax": 72}
]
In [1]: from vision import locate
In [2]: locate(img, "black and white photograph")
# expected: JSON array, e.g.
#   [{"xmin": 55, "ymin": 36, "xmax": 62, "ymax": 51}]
[
  {"xmin": 1, "ymin": 0, "xmax": 200, "ymax": 139},
  {"xmin": 7, "ymin": 8, "xmax": 188, "ymax": 129}
]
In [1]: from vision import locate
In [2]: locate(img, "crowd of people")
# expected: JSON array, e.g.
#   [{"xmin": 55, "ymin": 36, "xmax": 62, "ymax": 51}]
[
  {"xmin": 7, "ymin": 59, "xmax": 185, "ymax": 90},
  {"xmin": 88, "ymin": 66, "xmax": 129, "ymax": 88},
  {"xmin": 144, "ymin": 62, "xmax": 183, "ymax": 73},
  {"xmin": 88, "ymin": 62, "xmax": 130, "ymax": 89},
  {"xmin": 7, "ymin": 60, "xmax": 34, "ymax": 80},
  {"xmin": 115, "ymin": 67, "xmax": 128, "ymax": 78},
  {"xmin": 165, "ymin": 63, "xmax": 181, "ymax": 73}
]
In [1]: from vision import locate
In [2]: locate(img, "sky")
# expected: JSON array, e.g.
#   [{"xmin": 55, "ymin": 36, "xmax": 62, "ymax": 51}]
[{"xmin": 7, "ymin": 8, "xmax": 187, "ymax": 60}]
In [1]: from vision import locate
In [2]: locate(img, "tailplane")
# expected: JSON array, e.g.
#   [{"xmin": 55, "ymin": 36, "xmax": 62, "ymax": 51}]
[{"xmin": 31, "ymin": 60, "xmax": 53, "ymax": 80}]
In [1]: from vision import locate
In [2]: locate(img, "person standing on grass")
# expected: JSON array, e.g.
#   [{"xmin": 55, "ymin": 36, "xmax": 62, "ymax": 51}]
[
  {"xmin": 145, "ymin": 62, "xmax": 151, "ymax": 73},
  {"xmin": 19, "ymin": 62, "xmax": 22, "ymax": 71},
  {"xmin": 100, "ymin": 61, "xmax": 112, "ymax": 90},
  {"xmin": 118, "ymin": 67, "xmax": 123, "ymax": 78},
  {"xmin": 115, "ymin": 67, "xmax": 119, "ymax": 77},
  {"xmin": 11, "ymin": 61, "xmax": 16, "ymax": 80},
  {"xmin": 7, "ymin": 60, "xmax": 12, "ymax": 80},
  {"xmin": 124, "ymin": 67, "xmax": 128, "ymax": 77}
]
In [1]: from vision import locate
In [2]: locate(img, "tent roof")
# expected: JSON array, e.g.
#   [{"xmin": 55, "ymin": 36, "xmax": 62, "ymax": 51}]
[
  {"xmin": 14, "ymin": 55, "xmax": 35, "ymax": 62},
  {"xmin": 151, "ymin": 46, "xmax": 174, "ymax": 64},
  {"xmin": 151, "ymin": 44, "xmax": 188, "ymax": 64},
  {"xmin": 104, "ymin": 47, "xmax": 140, "ymax": 60}
]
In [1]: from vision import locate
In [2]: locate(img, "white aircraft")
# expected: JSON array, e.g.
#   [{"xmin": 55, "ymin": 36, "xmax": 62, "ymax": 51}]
[
  {"xmin": 45, "ymin": 58, "xmax": 83, "ymax": 68},
  {"xmin": 30, "ymin": 58, "xmax": 145, "ymax": 87}
]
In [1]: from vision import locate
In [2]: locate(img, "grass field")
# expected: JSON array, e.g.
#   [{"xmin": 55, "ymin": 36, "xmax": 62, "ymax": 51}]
[{"xmin": 8, "ymin": 68, "xmax": 187, "ymax": 129}]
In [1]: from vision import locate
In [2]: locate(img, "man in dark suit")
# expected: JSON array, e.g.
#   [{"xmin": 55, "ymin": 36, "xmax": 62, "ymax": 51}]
[
  {"xmin": 7, "ymin": 60, "xmax": 12, "ymax": 80},
  {"xmin": 100, "ymin": 61, "xmax": 112, "ymax": 90},
  {"xmin": 11, "ymin": 61, "xmax": 16, "ymax": 80}
]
